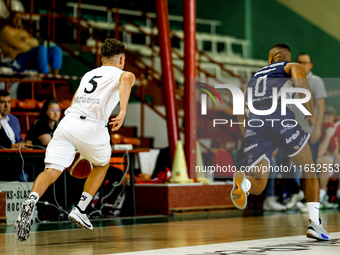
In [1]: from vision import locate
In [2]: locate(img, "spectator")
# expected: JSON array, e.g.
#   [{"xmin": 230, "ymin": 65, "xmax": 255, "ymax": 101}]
[
  {"xmin": 0, "ymin": 12, "xmax": 62, "ymax": 74},
  {"xmin": 0, "ymin": 89, "xmax": 31, "ymax": 149},
  {"xmin": 27, "ymin": 99, "xmax": 61, "ymax": 148},
  {"xmin": 297, "ymin": 53, "xmax": 326, "ymax": 161},
  {"xmin": 0, "ymin": 112, "xmax": 12, "ymax": 148},
  {"xmin": 315, "ymin": 105, "xmax": 339, "ymax": 209}
]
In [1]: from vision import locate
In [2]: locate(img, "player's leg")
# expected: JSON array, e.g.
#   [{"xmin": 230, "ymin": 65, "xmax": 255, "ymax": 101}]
[
  {"xmin": 31, "ymin": 168, "xmax": 63, "ymax": 196},
  {"xmin": 15, "ymin": 120, "xmax": 76, "ymax": 241},
  {"xmin": 68, "ymin": 162, "xmax": 110, "ymax": 230},
  {"xmin": 291, "ymin": 144, "xmax": 332, "ymax": 241},
  {"xmin": 14, "ymin": 167, "xmax": 64, "ymax": 242},
  {"xmin": 83, "ymin": 162, "xmax": 111, "ymax": 196},
  {"xmin": 68, "ymin": 127, "xmax": 112, "ymax": 230},
  {"xmin": 247, "ymin": 158, "xmax": 270, "ymax": 195},
  {"xmin": 316, "ymin": 155, "xmax": 336, "ymax": 209},
  {"xmin": 291, "ymin": 144, "xmax": 319, "ymax": 202}
]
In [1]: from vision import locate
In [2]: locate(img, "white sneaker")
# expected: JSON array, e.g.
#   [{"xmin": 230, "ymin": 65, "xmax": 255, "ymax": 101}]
[
  {"xmin": 306, "ymin": 218, "xmax": 332, "ymax": 241},
  {"xmin": 263, "ymin": 196, "xmax": 286, "ymax": 211},
  {"xmin": 68, "ymin": 206, "xmax": 93, "ymax": 230},
  {"xmin": 299, "ymin": 203, "xmax": 309, "ymax": 213},
  {"xmin": 286, "ymin": 190, "xmax": 304, "ymax": 209}
]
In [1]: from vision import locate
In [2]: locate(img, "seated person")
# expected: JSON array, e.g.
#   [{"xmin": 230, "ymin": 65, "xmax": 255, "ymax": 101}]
[
  {"xmin": 0, "ymin": 89, "xmax": 31, "ymax": 149},
  {"xmin": 27, "ymin": 99, "xmax": 61, "ymax": 148},
  {"xmin": 316, "ymin": 105, "xmax": 340, "ymax": 209},
  {"xmin": 0, "ymin": 112, "xmax": 12, "ymax": 148},
  {"xmin": 0, "ymin": 12, "xmax": 62, "ymax": 74}
]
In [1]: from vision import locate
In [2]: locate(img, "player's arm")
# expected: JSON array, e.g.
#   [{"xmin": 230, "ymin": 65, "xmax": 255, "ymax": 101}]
[
  {"xmin": 237, "ymin": 86, "xmax": 248, "ymax": 138},
  {"xmin": 285, "ymin": 63, "xmax": 315, "ymax": 127},
  {"xmin": 109, "ymin": 71, "xmax": 135, "ymax": 132}
]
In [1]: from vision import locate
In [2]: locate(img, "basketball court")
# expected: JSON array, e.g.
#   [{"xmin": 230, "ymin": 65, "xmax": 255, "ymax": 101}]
[{"xmin": 1, "ymin": 210, "xmax": 339, "ymax": 254}]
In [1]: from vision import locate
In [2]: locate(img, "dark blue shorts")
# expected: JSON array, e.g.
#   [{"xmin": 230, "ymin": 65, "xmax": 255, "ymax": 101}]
[{"xmin": 243, "ymin": 108, "xmax": 310, "ymax": 166}]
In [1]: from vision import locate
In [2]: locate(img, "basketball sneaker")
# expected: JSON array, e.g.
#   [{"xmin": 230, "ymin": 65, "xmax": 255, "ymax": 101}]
[
  {"xmin": 68, "ymin": 206, "xmax": 93, "ymax": 230},
  {"xmin": 14, "ymin": 199, "xmax": 35, "ymax": 242},
  {"xmin": 306, "ymin": 218, "xmax": 332, "ymax": 241},
  {"xmin": 286, "ymin": 190, "xmax": 304, "ymax": 210},
  {"xmin": 231, "ymin": 171, "xmax": 248, "ymax": 209},
  {"xmin": 263, "ymin": 196, "xmax": 286, "ymax": 211}
]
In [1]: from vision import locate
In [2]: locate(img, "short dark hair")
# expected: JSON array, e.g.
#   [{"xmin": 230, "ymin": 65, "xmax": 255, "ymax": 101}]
[
  {"xmin": 101, "ymin": 38, "xmax": 125, "ymax": 57},
  {"xmin": 270, "ymin": 43, "xmax": 291, "ymax": 52},
  {"xmin": 297, "ymin": 52, "xmax": 312, "ymax": 62},
  {"xmin": 0, "ymin": 90, "xmax": 10, "ymax": 97}
]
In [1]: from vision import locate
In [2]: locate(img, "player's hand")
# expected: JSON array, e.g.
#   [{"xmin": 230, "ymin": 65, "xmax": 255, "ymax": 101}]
[
  {"xmin": 109, "ymin": 111, "xmax": 126, "ymax": 132},
  {"xmin": 305, "ymin": 116, "xmax": 314, "ymax": 127}
]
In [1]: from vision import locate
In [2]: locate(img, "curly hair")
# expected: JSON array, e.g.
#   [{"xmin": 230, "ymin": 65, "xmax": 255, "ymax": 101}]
[{"xmin": 101, "ymin": 38, "xmax": 125, "ymax": 57}]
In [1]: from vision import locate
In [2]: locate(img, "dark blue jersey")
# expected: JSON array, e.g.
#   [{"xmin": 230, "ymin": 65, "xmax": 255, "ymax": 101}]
[{"xmin": 246, "ymin": 61, "xmax": 293, "ymax": 109}]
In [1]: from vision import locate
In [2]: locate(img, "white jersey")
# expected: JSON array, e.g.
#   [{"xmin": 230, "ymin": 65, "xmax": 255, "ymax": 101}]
[{"xmin": 65, "ymin": 66, "xmax": 124, "ymax": 125}]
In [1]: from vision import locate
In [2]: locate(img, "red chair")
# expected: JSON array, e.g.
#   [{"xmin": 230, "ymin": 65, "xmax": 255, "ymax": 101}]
[
  {"xmin": 16, "ymin": 99, "xmax": 37, "ymax": 110},
  {"xmin": 36, "ymin": 100, "xmax": 45, "ymax": 109},
  {"xmin": 122, "ymin": 137, "xmax": 141, "ymax": 146},
  {"xmin": 10, "ymin": 98, "xmax": 17, "ymax": 109}
]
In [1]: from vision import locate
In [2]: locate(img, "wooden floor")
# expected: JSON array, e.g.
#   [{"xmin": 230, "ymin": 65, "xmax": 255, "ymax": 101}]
[{"xmin": 1, "ymin": 210, "xmax": 340, "ymax": 255}]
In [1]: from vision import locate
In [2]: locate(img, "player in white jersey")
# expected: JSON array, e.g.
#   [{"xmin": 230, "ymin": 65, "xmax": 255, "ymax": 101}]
[{"xmin": 14, "ymin": 38, "xmax": 135, "ymax": 241}]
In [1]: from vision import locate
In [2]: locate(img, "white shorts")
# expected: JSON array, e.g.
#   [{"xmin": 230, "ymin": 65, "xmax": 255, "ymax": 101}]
[{"xmin": 45, "ymin": 115, "xmax": 111, "ymax": 171}]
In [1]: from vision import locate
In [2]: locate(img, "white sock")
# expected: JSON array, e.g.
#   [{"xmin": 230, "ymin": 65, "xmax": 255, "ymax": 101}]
[
  {"xmin": 319, "ymin": 189, "xmax": 326, "ymax": 199},
  {"xmin": 245, "ymin": 179, "xmax": 251, "ymax": 192},
  {"xmin": 28, "ymin": 192, "xmax": 39, "ymax": 205},
  {"xmin": 77, "ymin": 192, "xmax": 93, "ymax": 212},
  {"xmin": 307, "ymin": 202, "xmax": 320, "ymax": 224}
]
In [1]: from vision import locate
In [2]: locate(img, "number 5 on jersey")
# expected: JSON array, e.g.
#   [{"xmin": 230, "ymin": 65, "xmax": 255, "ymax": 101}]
[{"xmin": 84, "ymin": 76, "xmax": 102, "ymax": 94}]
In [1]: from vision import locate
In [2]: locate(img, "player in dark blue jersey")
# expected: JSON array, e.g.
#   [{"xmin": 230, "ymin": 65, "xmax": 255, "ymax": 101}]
[{"xmin": 231, "ymin": 44, "xmax": 331, "ymax": 241}]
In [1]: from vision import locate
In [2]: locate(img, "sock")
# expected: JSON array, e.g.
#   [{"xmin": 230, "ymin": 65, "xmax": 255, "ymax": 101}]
[
  {"xmin": 245, "ymin": 179, "xmax": 251, "ymax": 192},
  {"xmin": 77, "ymin": 192, "xmax": 93, "ymax": 212},
  {"xmin": 307, "ymin": 202, "xmax": 320, "ymax": 224},
  {"xmin": 28, "ymin": 192, "xmax": 39, "ymax": 205},
  {"xmin": 319, "ymin": 189, "xmax": 326, "ymax": 199}
]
